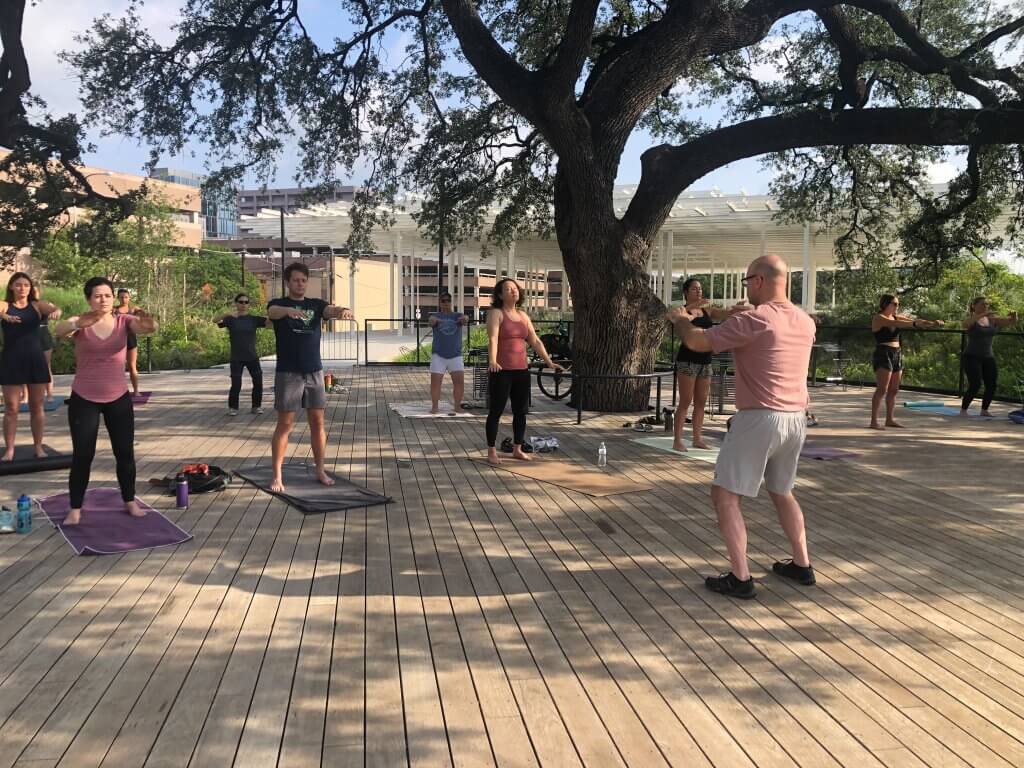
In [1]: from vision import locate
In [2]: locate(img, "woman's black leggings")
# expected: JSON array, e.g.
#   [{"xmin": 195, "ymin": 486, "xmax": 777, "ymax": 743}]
[
  {"xmin": 229, "ymin": 359, "xmax": 263, "ymax": 410},
  {"xmin": 961, "ymin": 354, "xmax": 998, "ymax": 411},
  {"xmin": 486, "ymin": 370, "xmax": 530, "ymax": 447},
  {"xmin": 68, "ymin": 392, "xmax": 136, "ymax": 508}
]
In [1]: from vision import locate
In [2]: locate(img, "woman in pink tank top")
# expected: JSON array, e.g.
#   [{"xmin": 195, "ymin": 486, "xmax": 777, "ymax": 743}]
[
  {"xmin": 485, "ymin": 278, "xmax": 564, "ymax": 466},
  {"xmin": 53, "ymin": 277, "xmax": 158, "ymax": 526}
]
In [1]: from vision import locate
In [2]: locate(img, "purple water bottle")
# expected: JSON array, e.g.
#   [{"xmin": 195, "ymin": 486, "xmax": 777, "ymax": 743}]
[{"xmin": 175, "ymin": 473, "xmax": 189, "ymax": 509}]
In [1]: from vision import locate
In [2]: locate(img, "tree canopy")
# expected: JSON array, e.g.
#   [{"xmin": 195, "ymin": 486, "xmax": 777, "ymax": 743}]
[{"xmin": 57, "ymin": 1, "xmax": 1024, "ymax": 270}]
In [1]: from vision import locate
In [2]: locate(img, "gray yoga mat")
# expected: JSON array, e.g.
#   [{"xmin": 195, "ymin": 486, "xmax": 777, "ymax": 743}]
[{"xmin": 235, "ymin": 463, "xmax": 392, "ymax": 514}]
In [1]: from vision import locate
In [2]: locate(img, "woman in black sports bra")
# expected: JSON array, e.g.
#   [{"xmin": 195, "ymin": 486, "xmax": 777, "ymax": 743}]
[
  {"xmin": 667, "ymin": 278, "xmax": 746, "ymax": 451},
  {"xmin": 870, "ymin": 294, "xmax": 943, "ymax": 430}
]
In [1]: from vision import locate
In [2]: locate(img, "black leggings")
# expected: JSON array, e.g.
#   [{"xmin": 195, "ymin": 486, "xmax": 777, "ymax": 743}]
[
  {"xmin": 961, "ymin": 354, "xmax": 997, "ymax": 411},
  {"xmin": 68, "ymin": 392, "xmax": 136, "ymax": 509},
  {"xmin": 486, "ymin": 370, "xmax": 530, "ymax": 447},
  {"xmin": 229, "ymin": 359, "xmax": 263, "ymax": 410}
]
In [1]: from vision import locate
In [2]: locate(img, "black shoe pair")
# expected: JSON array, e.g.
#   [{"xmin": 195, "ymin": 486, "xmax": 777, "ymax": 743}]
[
  {"xmin": 705, "ymin": 560, "xmax": 815, "ymax": 599},
  {"xmin": 499, "ymin": 437, "xmax": 533, "ymax": 454}
]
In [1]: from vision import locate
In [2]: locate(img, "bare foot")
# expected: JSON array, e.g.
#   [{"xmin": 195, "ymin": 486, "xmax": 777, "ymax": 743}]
[
  {"xmin": 430, "ymin": 406, "xmax": 440, "ymax": 414},
  {"xmin": 885, "ymin": 420, "xmax": 905, "ymax": 428},
  {"xmin": 125, "ymin": 500, "xmax": 147, "ymax": 518},
  {"xmin": 317, "ymin": 469, "xmax": 336, "ymax": 486},
  {"xmin": 959, "ymin": 409, "xmax": 969, "ymax": 417},
  {"xmin": 452, "ymin": 406, "xmax": 465, "ymax": 414},
  {"xmin": 981, "ymin": 410, "xmax": 994, "ymax": 418},
  {"xmin": 34, "ymin": 445, "xmax": 45, "ymax": 459},
  {"xmin": 869, "ymin": 422, "xmax": 885, "ymax": 430},
  {"xmin": 692, "ymin": 439, "xmax": 710, "ymax": 450},
  {"xmin": 1, "ymin": 450, "xmax": 12, "ymax": 462},
  {"xmin": 672, "ymin": 440, "xmax": 687, "ymax": 452},
  {"xmin": 486, "ymin": 449, "xmax": 502, "ymax": 466},
  {"xmin": 64, "ymin": 508, "xmax": 81, "ymax": 526},
  {"xmin": 512, "ymin": 448, "xmax": 533, "ymax": 461},
  {"xmin": 270, "ymin": 477, "xmax": 286, "ymax": 493}
]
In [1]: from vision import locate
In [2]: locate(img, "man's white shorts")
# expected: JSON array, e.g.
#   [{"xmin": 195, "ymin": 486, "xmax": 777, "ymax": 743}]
[
  {"xmin": 430, "ymin": 354, "xmax": 464, "ymax": 374},
  {"xmin": 713, "ymin": 409, "xmax": 806, "ymax": 497}
]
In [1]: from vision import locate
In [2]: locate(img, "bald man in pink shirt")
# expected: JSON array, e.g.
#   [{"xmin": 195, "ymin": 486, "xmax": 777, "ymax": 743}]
[{"xmin": 671, "ymin": 254, "xmax": 817, "ymax": 599}]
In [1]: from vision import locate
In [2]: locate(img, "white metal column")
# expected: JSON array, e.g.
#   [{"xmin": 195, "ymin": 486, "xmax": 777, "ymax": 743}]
[
  {"xmin": 663, "ymin": 230, "xmax": 674, "ymax": 304},
  {"xmin": 709, "ymin": 258, "xmax": 716, "ymax": 302},
  {"xmin": 801, "ymin": 222, "xmax": 811, "ymax": 309},
  {"xmin": 457, "ymin": 249, "xmax": 465, "ymax": 313}
]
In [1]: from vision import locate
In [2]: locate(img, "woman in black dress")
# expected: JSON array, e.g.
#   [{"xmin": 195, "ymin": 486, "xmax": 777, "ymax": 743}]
[{"xmin": 0, "ymin": 272, "xmax": 60, "ymax": 460}]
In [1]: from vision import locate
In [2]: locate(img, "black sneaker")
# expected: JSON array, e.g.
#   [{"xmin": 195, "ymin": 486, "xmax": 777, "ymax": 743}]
[
  {"xmin": 704, "ymin": 572, "xmax": 756, "ymax": 599},
  {"xmin": 773, "ymin": 560, "xmax": 816, "ymax": 586}
]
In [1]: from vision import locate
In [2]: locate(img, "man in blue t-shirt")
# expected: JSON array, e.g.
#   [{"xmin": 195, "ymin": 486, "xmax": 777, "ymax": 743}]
[
  {"xmin": 266, "ymin": 262, "xmax": 354, "ymax": 492},
  {"xmin": 427, "ymin": 291, "xmax": 468, "ymax": 413}
]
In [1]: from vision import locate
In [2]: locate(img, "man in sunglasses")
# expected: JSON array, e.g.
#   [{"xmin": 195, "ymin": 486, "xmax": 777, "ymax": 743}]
[
  {"xmin": 672, "ymin": 253, "xmax": 817, "ymax": 599},
  {"xmin": 427, "ymin": 291, "xmax": 468, "ymax": 413},
  {"xmin": 217, "ymin": 292, "xmax": 270, "ymax": 415}
]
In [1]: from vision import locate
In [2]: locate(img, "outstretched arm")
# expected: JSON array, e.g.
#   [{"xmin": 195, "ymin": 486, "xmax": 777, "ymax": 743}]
[
  {"xmin": 127, "ymin": 310, "xmax": 158, "ymax": 336},
  {"xmin": 325, "ymin": 305, "xmax": 354, "ymax": 321}
]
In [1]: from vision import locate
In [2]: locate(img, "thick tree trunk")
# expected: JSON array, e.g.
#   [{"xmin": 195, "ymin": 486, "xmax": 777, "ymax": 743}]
[{"xmin": 559, "ymin": 220, "xmax": 667, "ymax": 412}]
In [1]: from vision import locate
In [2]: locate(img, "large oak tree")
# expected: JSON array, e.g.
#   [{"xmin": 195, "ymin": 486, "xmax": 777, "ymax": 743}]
[{"xmin": 26, "ymin": 1, "xmax": 1024, "ymax": 406}]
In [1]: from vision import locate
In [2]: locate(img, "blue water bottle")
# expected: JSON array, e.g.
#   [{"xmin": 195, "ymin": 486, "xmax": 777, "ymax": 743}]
[
  {"xmin": 175, "ymin": 474, "xmax": 189, "ymax": 509},
  {"xmin": 16, "ymin": 494, "xmax": 32, "ymax": 534}
]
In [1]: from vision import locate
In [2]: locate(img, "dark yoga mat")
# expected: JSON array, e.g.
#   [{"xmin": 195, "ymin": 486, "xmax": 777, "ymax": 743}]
[
  {"xmin": 38, "ymin": 487, "xmax": 193, "ymax": 556},
  {"xmin": 235, "ymin": 463, "xmax": 392, "ymax": 514},
  {"xmin": 0, "ymin": 444, "xmax": 73, "ymax": 477},
  {"xmin": 19, "ymin": 395, "xmax": 66, "ymax": 413}
]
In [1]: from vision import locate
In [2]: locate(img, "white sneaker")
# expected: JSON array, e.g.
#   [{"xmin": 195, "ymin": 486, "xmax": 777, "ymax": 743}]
[
  {"xmin": 251, "ymin": 407, "xmax": 263, "ymax": 415},
  {"xmin": 228, "ymin": 409, "xmax": 238, "ymax": 416}
]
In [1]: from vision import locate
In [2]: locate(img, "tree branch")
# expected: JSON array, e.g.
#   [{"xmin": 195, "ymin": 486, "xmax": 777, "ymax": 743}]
[
  {"xmin": 957, "ymin": 15, "xmax": 1024, "ymax": 61},
  {"xmin": 545, "ymin": 0, "xmax": 599, "ymax": 91},
  {"xmin": 440, "ymin": 0, "xmax": 538, "ymax": 122},
  {"xmin": 624, "ymin": 107, "xmax": 1024, "ymax": 240}
]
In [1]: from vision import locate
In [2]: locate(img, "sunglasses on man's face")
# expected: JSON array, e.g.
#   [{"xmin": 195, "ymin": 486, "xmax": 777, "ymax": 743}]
[{"xmin": 237, "ymin": 299, "xmax": 250, "ymax": 304}]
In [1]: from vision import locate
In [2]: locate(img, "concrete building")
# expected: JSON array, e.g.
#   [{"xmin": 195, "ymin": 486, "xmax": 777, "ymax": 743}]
[
  {"xmin": 151, "ymin": 168, "xmax": 238, "ymax": 240},
  {"xmin": 236, "ymin": 183, "xmax": 360, "ymax": 217}
]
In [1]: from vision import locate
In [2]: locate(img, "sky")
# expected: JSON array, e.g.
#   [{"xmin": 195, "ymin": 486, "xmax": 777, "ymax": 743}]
[{"xmin": 24, "ymin": 0, "xmax": 813, "ymax": 194}]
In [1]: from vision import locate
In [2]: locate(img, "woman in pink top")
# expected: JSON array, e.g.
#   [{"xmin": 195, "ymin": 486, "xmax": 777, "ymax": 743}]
[
  {"xmin": 54, "ymin": 277, "xmax": 157, "ymax": 526},
  {"xmin": 485, "ymin": 278, "xmax": 563, "ymax": 466}
]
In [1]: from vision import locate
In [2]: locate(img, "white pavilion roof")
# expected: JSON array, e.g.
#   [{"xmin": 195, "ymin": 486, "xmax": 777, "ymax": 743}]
[{"xmin": 237, "ymin": 186, "xmax": 843, "ymax": 273}]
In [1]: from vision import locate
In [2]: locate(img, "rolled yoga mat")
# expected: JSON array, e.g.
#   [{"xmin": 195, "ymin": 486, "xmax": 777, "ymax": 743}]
[
  {"xmin": 38, "ymin": 487, "xmax": 193, "ymax": 556},
  {"xmin": 0, "ymin": 444, "xmax": 73, "ymax": 477},
  {"xmin": 471, "ymin": 456, "xmax": 653, "ymax": 496},
  {"xmin": 903, "ymin": 400, "xmax": 947, "ymax": 408},
  {"xmin": 235, "ymin": 463, "xmax": 392, "ymax": 514},
  {"xmin": 19, "ymin": 395, "xmax": 66, "ymax": 413}
]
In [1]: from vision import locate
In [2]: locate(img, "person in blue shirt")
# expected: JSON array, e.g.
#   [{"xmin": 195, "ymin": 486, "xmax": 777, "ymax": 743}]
[
  {"xmin": 266, "ymin": 262, "xmax": 354, "ymax": 493},
  {"xmin": 427, "ymin": 291, "xmax": 468, "ymax": 413}
]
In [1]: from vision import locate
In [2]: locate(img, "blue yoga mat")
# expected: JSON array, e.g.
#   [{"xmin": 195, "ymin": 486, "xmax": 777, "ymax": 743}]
[
  {"xmin": 19, "ymin": 395, "xmax": 66, "ymax": 413},
  {"xmin": 909, "ymin": 406, "xmax": 990, "ymax": 418}
]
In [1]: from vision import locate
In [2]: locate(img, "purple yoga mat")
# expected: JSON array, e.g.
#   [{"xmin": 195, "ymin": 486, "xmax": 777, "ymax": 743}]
[
  {"xmin": 132, "ymin": 391, "xmax": 152, "ymax": 405},
  {"xmin": 800, "ymin": 442, "xmax": 861, "ymax": 461},
  {"xmin": 38, "ymin": 487, "xmax": 192, "ymax": 556}
]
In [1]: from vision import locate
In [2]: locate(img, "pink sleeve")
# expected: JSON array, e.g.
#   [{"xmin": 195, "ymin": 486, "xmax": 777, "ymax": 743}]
[{"xmin": 705, "ymin": 310, "xmax": 766, "ymax": 353}]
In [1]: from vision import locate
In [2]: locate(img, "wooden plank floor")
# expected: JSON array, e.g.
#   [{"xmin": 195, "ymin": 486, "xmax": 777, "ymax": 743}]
[{"xmin": 1, "ymin": 364, "xmax": 1023, "ymax": 767}]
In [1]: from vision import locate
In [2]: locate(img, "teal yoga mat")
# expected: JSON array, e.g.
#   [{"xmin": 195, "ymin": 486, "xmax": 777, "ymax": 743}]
[
  {"xmin": 632, "ymin": 436, "xmax": 720, "ymax": 464},
  {"xmin": 907, "ymin": 406, "xmax": 990, "ymax": 418},
  {"xmin": 19, "ymin": 395, "xmax": 66, "ymax": 413}
]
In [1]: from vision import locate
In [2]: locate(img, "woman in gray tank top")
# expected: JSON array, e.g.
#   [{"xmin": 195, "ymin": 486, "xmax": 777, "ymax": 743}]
[{"xmin": 960, "ymin": 297, "xmax": 1018, "ymax": 417}]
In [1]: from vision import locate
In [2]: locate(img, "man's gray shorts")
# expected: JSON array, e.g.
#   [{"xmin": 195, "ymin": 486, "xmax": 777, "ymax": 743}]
[
  {"xmin": 274, "ymin": 370, "xmax": 327, "ymax": 412},
  {"xmin": 713, "ymin": 409, "xmax": 806, "ymax": 497}
]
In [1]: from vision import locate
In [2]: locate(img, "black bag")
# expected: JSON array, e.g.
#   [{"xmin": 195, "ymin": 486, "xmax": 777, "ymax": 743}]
[{"xmin": 164, "ymin": 465, "xmax": 232, "ymax": 494}]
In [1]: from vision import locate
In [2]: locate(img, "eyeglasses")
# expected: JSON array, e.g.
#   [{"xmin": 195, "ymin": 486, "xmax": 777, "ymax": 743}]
[{"xmin": 740, "ymin": 273, "xmax": 762, "ymax": 284}]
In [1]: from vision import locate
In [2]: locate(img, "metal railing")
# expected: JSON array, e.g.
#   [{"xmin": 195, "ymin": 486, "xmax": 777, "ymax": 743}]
[
  {"xmin": 362, "ymin": 318, "xmax": 478, "ymax": 366},
  {"xmin": 321, "ymin": 318, "xmax": 359, "ymax": 362}
]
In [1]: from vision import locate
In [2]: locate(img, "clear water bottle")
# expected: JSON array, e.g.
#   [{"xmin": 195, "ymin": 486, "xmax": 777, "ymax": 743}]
[
  {"xmin": 16, "ymin": 494, "xmax": 32, "ymax": 534},
  {"xmin": 597, "ymin": 442, "xmax": 607, "ymax": 468}
]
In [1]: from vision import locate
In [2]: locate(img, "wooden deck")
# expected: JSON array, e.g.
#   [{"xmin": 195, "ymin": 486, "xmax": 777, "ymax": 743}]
[{"xmin": 2, "ymin": 365, "xmax": 1023, "ymax": 767}]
